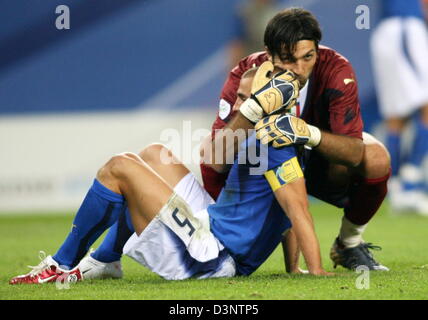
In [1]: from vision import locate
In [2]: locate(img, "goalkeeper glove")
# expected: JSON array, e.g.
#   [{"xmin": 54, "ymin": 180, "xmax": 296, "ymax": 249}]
[
  {"xmin": 255, "ymin": 113, "xmax": 322, "ymax": 148},
  {"xmin": 239, "ymin": 61, "xmax": 300, "ymax": 124}
]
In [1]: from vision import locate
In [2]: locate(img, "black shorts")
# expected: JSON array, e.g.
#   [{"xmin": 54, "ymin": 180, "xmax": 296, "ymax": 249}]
[{"xmin": 302, "ymin": 148, "xmax": 354, "ymax": 209}]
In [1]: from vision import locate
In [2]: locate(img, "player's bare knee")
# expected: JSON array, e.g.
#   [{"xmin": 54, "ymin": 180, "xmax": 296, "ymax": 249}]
[
  {"xmin": 139, "ymin": 143, "xmax": 174, "ymax": 166},
  {"xmin": 362, "ymin": 143, "xmax": 391, "ymax": 178},
  {"xmin": 139, "ymin": 143, "xmax": 165, "ymax": 161},
  {"xmin": 94, "ymin": 156, "xmax": 128, "ymax": 194},
  {"xmin": 373, "ymin": 147, "xmax": 391, "ymax": 176},
  {"xmin": 97, "ymin": 154, "xmax": 131, "ymax": 182},
  {"xmin": 118, "ymin": 152, "xmax": 141, "ymax": 162}
]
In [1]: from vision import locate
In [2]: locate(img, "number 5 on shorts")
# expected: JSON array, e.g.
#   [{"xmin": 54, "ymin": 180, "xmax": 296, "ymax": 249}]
[
  {"xmin": 158, "ymin": 193, "xmax": 203, "ymax": 246},
  {"xmin": 158, "ymin": 193, "xmax": 221, "ymax": 262},
  {"xmin": 172, "ymin": 208, "xmax": 195, "ymax": 237}
]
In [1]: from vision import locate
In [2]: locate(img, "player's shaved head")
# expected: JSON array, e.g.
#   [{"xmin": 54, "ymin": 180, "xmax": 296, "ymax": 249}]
[
  {"xmin": 264, "ymin": 8, "xmax": 322, "ymax": 61},
  {"xmin": 233, "ymin": 67, "xmax": 258, "ymax": 112},
  {"xmin": 242, "ymin": 66, "xmax": 258, "ymax": 79}
]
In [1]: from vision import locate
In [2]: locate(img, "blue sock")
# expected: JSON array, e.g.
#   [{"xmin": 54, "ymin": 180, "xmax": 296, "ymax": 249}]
[
  {"xmin": 53, "ymin": 179, "xmax": 126, "ymax": 269},
  {"xmin": 385, "ymin": 130, "xmax": 401, "ymax": 177},
  {"xmin": 408, "ymin": 118, "xmax": 428, "ymax": 168},
  {"xmin": 401, "ymin": 119, "xmax": 428, "ymax": 191},
  {"xmin": 91, "ymin": 208, "xmax": 134, "ymax": 263}
]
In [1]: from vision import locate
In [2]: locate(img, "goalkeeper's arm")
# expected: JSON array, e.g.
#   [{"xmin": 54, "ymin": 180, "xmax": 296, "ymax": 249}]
[
  {"xmin": 256, "ymin": 113, "xmax": 364, "ymax": 167},
  {"xmin": 200, "ymin": 112, "xmax": 254, "ymax": 173}
]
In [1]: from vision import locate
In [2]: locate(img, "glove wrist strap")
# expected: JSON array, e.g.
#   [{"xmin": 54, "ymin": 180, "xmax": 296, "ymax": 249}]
[
  {"xmin": 239, "ymin": 99, "xmax": 263, "ymax": 124},
  {"xmin": 307, "ymin": 125, "xmax": 321, "ymax": 148}
]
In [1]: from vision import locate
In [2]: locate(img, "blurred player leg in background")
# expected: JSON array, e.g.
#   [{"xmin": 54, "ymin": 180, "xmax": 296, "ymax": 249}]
[{"xmin": 370, "ymin": 0, "xmax": 428, "ymax": 216}]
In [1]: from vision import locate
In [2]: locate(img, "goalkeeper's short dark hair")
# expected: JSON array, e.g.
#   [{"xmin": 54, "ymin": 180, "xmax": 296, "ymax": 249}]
[{"xmin": 264, "ymin": 8, "xmax": 322, "ymax": 61}]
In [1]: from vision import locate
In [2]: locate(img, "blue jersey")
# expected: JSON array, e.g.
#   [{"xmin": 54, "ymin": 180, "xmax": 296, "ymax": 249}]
[
  {"xmin": 207, "ymin": 134, "xmax": 303, "ymax": 275},
  {"xmin": 382, "ymin": 0, "xmax": 424, "ymax": 19}
]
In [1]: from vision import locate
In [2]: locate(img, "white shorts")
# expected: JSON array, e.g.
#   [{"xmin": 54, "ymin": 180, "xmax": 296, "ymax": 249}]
[
  {"xmin": 370, "ymin": 17, "xmax": 428, "ymax": 118},
  {"xmin": 123, "ymin": 172, "xmax": 236, "ymax": 280}
]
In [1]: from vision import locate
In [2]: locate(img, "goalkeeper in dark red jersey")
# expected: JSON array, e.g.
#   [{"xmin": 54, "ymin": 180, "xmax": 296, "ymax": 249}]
[{"xmin": 201, "ymin": 8, "xmax": 391, "ymax": 271}]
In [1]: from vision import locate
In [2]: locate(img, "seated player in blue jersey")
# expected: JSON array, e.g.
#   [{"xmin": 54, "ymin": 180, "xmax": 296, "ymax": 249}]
[
  {"xmin": 76, "ymin": 63, "xmax": 311, "ymax": 279},
  {"xmin": 10, "ymin": 63, "xmax": 332, "ymax": 284}
]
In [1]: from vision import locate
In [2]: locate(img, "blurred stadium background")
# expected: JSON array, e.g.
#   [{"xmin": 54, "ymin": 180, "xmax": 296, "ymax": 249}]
[{"xmin": 0, "ymin": 0, "xmax": 383, "ymax": 213}]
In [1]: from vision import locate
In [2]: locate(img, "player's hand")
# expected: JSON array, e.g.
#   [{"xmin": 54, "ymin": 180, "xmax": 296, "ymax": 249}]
[
  {"xmin": 255, "ymin": 113, "xmax": 321, "ymax": 148},
  {"xmin": 239, "ymin": 61, "xmax": 300, "ymax": 124}
]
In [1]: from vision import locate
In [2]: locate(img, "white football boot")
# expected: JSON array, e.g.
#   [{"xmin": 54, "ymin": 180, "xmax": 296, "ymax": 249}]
[
  {"xmin": 78, "ymin": 252, "xmax": 123, "ymax": 280},
  {"xmin": 391, "ymin": 190, "xmax": 428, "ymax": 216}
]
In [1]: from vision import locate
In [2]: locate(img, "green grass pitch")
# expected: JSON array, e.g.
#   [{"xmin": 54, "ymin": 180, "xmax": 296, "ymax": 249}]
[{"xmin": 0, "ymin": 202, "xmax": 427, "ymax": 300}]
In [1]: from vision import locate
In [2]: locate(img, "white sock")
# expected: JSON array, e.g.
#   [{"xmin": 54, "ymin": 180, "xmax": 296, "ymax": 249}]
[{"xmin": 339, "ymin": 216, "xmax": 367, "ymax": 248}]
